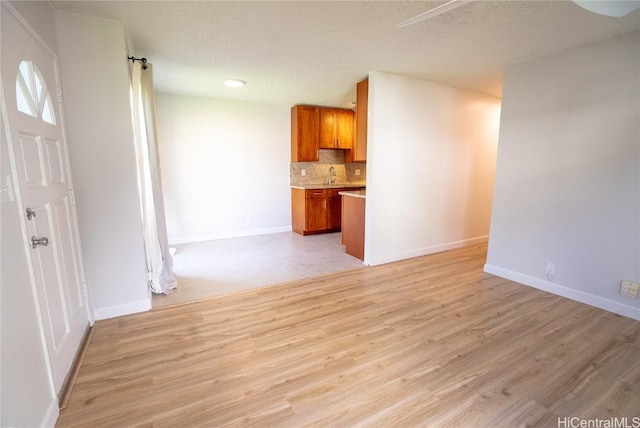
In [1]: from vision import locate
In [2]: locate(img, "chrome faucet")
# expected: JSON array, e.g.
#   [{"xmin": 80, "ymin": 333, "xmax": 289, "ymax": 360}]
[{"xmin": 324, "ymin": 166, "xmax": 336, "ymax": 185}]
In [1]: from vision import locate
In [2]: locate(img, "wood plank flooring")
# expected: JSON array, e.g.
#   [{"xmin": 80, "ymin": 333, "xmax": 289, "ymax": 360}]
[{"xmin": 57, "ymin": 243, "xmax": 640, "ymax": 427}]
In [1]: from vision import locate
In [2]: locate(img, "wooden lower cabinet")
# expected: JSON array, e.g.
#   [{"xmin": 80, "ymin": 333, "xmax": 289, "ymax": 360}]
[
  {"xmin": 304, "ymin": 198, "xmax": 326, "ymax": 232},
  {"xmin": 341, "ymin": 195, "xmax": 365, "ymax": 260},
  {"xmin": 292, "ymin": 188, "xmax": 348, "ymax": 235},
  {"xmin": 327, "ymin": 196, "xmax": 342, "ymax": 229}
]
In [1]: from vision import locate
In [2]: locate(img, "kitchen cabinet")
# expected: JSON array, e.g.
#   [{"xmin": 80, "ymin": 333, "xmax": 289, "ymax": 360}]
[
  {"xmin": 347, "ymin": 78, "xmax": 368, "ymax": 162},
  {"xmin": 320, "ymin": 108, "xmax": 354, "ymax": 150},
  {"xmin": 292, "ymin": 187, "xmax": 349, "ymax": 235},
  {"xmin": 291, "ymin": 105, "xmax": 319, "ymax": 162}
]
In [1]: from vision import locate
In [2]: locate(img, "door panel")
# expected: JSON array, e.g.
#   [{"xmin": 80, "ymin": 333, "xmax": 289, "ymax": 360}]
[
  {"xmin": 18, "ymin": 132, "xmax": 46, "ymax": 187},
  {"xmin": 2, "ymin": 4, "xmax": 90, "ymax": 393},
  {"xmin": 44, "ymin": 138, "xmax": 64, "ymax": 184},
  {"xmin": 27, "ymin": 203, "xmax": 69, "ymax": 347},
  {"xmin": 52, "ymin": 196, "xmax": 83, "ymax": 318}
]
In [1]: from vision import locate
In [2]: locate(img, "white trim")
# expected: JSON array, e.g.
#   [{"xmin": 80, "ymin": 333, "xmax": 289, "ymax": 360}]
[
  {"xmin": 484, "ymin": 264, "xmax": 640, "ymax": 321},
  {"xmin": 168, "ymin": 226, "xmax": 293, "ymax": 246},
  {"xmin": 365, "ymin": 235, "xmax": 488, "ymax": 266},
  {"xmin": 92, "ymin": 298, "xmax": 151, "ymax": 321},
  {"xmin": 41, "ymin": 398, "xmax": 59, "ymax": 428}
]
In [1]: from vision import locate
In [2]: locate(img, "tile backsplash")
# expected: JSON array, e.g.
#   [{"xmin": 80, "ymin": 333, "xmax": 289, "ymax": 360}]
[{"xmin": 290, "ymin": 149, "xmax": 366, "ymax": 186}]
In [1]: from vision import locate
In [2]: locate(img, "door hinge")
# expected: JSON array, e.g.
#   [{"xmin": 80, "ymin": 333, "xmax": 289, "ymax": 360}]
[
  {"xmin": 56, "ymin": 86, "xmax": 63, "ymax": 103},
  {"xmin": 82, "ymin": 282, "xmax": 89, "ymax": 298},
  {"xmin": 69, "ymin": 188, "xmax": 76, "ymax": 205}
]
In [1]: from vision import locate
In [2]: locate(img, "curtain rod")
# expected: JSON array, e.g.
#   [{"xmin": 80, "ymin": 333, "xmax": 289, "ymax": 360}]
[{"xmin": 128, "ymin": 56, "xmax": 148, "ymax": 70}]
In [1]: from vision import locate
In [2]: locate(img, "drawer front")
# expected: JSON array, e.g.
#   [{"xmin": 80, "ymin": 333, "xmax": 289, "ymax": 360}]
[{"xmin": 306, "ymin": 189, "xmax": 325, "ymax": 199}]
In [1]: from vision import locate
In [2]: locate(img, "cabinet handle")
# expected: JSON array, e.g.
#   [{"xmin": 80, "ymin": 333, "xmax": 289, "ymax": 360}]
[{"xmin": 323, "ymin": 200, "xmax": 327, "ymax": 209}]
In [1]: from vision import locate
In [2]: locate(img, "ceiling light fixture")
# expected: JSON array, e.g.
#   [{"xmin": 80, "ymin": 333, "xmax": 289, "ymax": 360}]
[
  {"xmin": 572, "ymin": 0, "xmax": 640, "ymax": 17},
  {"xmin": 224, "ymin": 79, "xmax": 246, "ymax": 88}
]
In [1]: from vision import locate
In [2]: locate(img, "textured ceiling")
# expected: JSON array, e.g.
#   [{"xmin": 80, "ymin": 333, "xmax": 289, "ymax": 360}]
[{"xmin": 50, "ymin": 1, "xmax": 640, "ymax": 108}]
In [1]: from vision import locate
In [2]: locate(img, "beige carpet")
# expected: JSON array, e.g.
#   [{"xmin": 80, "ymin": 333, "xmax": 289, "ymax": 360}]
[{"xmin": 152, "ymin": 231, "xmax": 366, "ymax": 308}]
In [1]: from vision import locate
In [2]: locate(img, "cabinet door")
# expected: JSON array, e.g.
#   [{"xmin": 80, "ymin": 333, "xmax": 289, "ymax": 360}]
[
  {"xmin": 326, "ymin": 188, "xmax": 345, "ymax": 230},
  {"xmin": 320, "ymin": 108, "xmax": 354, "ymax": 149},
  {"xmin": 319, "ymin": 109, "xmax": 337, "ymax": 149},
  {"xmin": 305, "ymin": 198, "xmax": 327, "ymax": 232},
  {"xmin": 353, "ymin": 78, "xmax": 368, "ymax": 161},
  {"xmin": 336, "ymin": 110, "xmax": 354, "ymax": 149},
  {"xmin": 291, "ymin": 105, "xmax": 319, "ymax": 161},
  {"xmin": 327, "ymin": 195, "xmax": 342, "ymax": 230}
]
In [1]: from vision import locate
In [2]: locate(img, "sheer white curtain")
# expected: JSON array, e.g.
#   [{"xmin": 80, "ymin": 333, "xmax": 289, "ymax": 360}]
[{"xmin": 130, "ymin": 61, "xmax": 177, "ymax": 294}]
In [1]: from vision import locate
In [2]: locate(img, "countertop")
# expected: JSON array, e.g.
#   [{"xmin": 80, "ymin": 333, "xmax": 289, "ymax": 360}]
[
  {"xmin": 291, "ymin": 183, "xmax": 366, "ymax": 190},
  {"xmin": 339, "ymin": 190, "xmax": 366, "ymax": 199}
]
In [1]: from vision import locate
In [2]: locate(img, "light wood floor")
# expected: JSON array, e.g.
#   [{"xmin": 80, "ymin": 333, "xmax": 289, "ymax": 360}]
[{"xmin": 57, "ymin": 243, "xmax": 640, "ymax": 427}]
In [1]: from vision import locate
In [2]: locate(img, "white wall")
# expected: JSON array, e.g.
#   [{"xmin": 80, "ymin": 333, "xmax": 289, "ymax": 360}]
[
  {"xmin": 155, "ymin": 93, "xmax": 291, "ymax": 244},
  {"xmin": 54, "ymin": 12, "xmax": 150, "ymax": 319},
  {"xmin": 1, "ymin": 3, "xmax": 60, "ymax": 426},
  {"xmin": 365, "ymin": 71, "xmax": 501, "ymax": 265},
  {"xmin": 485, "ymin": 31, "xmax": 640, "ymax": 320}
]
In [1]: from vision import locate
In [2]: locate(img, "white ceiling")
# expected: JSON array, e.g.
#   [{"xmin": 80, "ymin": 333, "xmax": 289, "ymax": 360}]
[{"xmin": 50, "ymin": 1, "xmax": 640, "ymax": 108}]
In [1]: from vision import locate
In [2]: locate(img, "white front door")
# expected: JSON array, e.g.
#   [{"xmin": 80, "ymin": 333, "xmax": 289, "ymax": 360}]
[{"xmin": 1, "ymin": 4, "xmax": 91, "ymax": 393}]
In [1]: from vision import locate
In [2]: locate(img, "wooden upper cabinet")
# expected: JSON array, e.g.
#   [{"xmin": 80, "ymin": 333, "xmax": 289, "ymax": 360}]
[
  {"xmin": 291, "ymin": 105, "xmax": 320, "ymax": 162},
  {"xmin": 353, "ymin": 78, "xmax": 368, "ymax": 162},
  {"xmin": 320, "ymin": 108, "xmax": 354, "ymax": 150},
  {"xmin": 336, "ymin": 109, "xmax": 355, "ymax": 149}
]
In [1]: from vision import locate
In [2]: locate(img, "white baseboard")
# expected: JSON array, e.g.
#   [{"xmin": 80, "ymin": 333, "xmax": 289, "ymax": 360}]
[
  {"xmin": 168, "ymin": 226, "xmax": 293, "ymax": 246},
  {"xmin": 366, "ymin": 235, "xmax": 488, "ymax": 266},
  {"xmin": 92, "ymin": 298, "xmax": 151, "ymax": 321},
  {"xmin": 43, "ymin": 397, "xmax": 60, "ymax": 428},
  {"xmin": 484, "ymin": 264, "xmax": 640, "ymax": 321}
]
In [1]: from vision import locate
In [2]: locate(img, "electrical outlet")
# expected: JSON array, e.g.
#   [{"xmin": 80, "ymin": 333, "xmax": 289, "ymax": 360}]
[
  {"xmin": 620, "ymin": 280, "xmax": 639, "ymax": 298},
  {"xmin": 545, "ymin": 262, "xmax": 555, "ymax": 282},
  {"xmin": 355, "ymin": 169, "xmax": 361, "ymax": 176},
  {"xmin": 301, "ymin": 169, "xmax": 306, "ymax": 176}
]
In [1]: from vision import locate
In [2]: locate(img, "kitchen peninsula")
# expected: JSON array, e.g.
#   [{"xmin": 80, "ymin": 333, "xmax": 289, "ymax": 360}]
[{"xmin": 339, "ymin": 190, "xmax": 366, "ymax": 260}]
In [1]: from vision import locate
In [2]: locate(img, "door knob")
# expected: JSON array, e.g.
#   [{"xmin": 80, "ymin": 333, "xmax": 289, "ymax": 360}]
[
  {"xmin": 31, "ymin": 236, "xmax": 49, "ymax": 249},
  {"xmin": 26, "ymin": 207, "xmax": 36, "ymax": 220}
]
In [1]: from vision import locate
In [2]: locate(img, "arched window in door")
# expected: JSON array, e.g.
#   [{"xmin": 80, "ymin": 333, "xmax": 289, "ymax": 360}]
[{"xmin": 15, "ymin": 60, "xmax": 56, "ymax": 125}]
